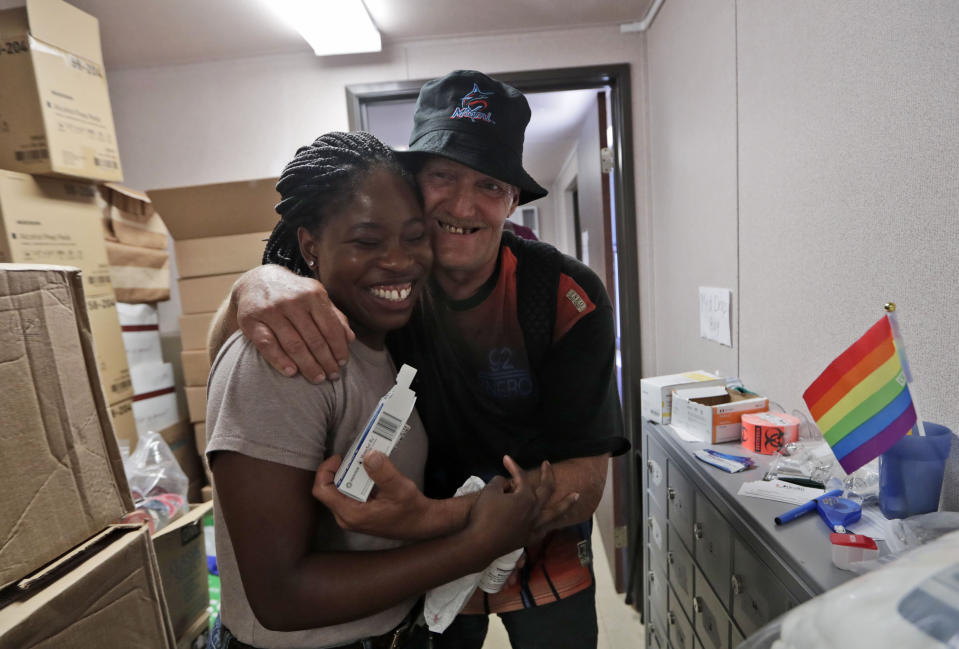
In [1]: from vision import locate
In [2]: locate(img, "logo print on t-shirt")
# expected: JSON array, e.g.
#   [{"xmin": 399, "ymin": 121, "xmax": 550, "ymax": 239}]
[{"xmin": 479, "ymin": 347, "xmax": 532, "ymax": 398}]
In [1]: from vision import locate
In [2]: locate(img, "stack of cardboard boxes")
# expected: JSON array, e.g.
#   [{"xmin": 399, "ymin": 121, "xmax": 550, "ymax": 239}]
[
  {"xmin": 0, "ymin": 265, "xmax": 176, "ymax": 648},
  {"xmin": 0, "ymin": 2, "xmax": 211, "ymax": 646},
  {"xmin": 148, "ymin": 177, "xmax": 280, "ymax": 480}
]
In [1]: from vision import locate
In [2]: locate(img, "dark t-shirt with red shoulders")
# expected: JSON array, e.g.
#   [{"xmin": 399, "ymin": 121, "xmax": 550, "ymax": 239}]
[{"xmin": 388, "ymin": 232, "xmax": 628, "ymax": 498}]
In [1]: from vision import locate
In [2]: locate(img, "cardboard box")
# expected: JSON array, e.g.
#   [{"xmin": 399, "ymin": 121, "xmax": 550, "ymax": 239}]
[
  {"xmin": 158, "ymin": 420, "xmax": 205, "ymax": 503},
  {"xmin": 148, "ymin": 177, "xmax": 279, "ymax": 244},
  {"xmin": 185, "ymin": 386, "xmax": 207, "ymax": 423},
  {"xmin": 106, "ymin": 240, "xmax": 171, "ymax": 304},
  {"xmin": 131, "ymin": 362, "xmax": 180, "ymax": 435},
  {"xmin": 194, "ymin": 422, "xmax": 207, "ymax": 457},
  {"xmin": 640, "ymin": 371, "xmax": 725, "ymax": 424},
  {"xmin": 0, "ymin": 526, "xmax": 176, "ymax": 649},
  {"xmin": 179, "ymin": 311, "xmax": 215, "ymax": 350},
  {"xmin": 0, "ymin": 0, "xmax": 122, "ymax": 181},
  {"xmin": 0, "ymin": 170, "xmax": 133, "ymax": 404},
  {"xmin": 109, "ymin": 397, "xmax": 138, "ymax": 451},
  {"xmin": 671, "ymin": 385, "xmax": 769, "ymax": 444},
  {"xmin": 174, "ymin": 230, "xmax": 271, "ymax": 279},
  {"xmin": 181, "ymin": 349, "xmax": 211, "ymax": 387},
  {"xmin": 178, "ymin": 272, "xmax": 241, "ymax": 315},
  {"xmin": 153, "ymin": 502, "xmax": 213, "ymax": 640},
  {"xmin": 118, "ymin": 302, "xmax": 163, "ymax": 368},
  {"xmin": 0, "ymin": 264, "xmax": 134, "ymax": 590},
  {"xmin": 99, "ymin": 183, "xmax": 168, "ymax": 250},
  {"xmin": 177, "ymin": 612, "xmax": 210, "ymax": 649}
]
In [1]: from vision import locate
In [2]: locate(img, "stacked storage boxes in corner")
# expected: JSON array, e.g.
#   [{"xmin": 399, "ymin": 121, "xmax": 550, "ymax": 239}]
[
  {"xmin": 0, "ymin": 0, "xmax": 133, "ymax": 415},
  {"xmin": 0, "ymin": 3, "xmax": 211, "ymax": 645},
  {"xmin": 148, "ymin": 177, "xmax": 280, "ymax": 478},
  {"xmin": 0, "ymin": 265, "xmax": 176, "ymax": 649}
]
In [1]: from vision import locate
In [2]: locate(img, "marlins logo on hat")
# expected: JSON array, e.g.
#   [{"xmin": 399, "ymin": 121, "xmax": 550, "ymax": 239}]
[{"xmin": 398, "ymin": 70, "xmax": 547, "ymax": 205}]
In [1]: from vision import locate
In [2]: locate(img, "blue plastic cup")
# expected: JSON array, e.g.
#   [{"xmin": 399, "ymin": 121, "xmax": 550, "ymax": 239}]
[{"xmin": 878, "ymin": 422, "xmax": 953, "ymax": 519}]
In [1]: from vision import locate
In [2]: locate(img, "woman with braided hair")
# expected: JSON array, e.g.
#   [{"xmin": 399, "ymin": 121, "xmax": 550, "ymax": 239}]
[{"xmin": 205, "ymin": 131, "xmax": 549, "ymax": 649}]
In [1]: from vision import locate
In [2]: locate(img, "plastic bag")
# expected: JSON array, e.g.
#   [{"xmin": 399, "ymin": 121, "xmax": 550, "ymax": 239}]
[
  {"xmin": 121, "ymin": 429, "xmax": 188, "ymax": 533},
  {"xmin": 738, "ymin": 529, "xmax": 959, "ymax": 649}
]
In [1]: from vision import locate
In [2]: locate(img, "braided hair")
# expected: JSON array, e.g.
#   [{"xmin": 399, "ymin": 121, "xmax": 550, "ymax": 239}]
[{"xmin": 263, "ymin": 131, "xmax": 417, "ymax": 277}]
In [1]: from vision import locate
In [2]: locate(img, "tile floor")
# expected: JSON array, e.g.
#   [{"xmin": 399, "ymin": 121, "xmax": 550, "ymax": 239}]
[{"xmin": 482, "ymin": 524, "xmax": 646, "ymax": 648}]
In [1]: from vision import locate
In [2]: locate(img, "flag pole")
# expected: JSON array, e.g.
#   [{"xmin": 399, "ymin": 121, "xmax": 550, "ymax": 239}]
[{"xmin": 884, "ymin": 302, "xmax": 926, "ymax": 436}]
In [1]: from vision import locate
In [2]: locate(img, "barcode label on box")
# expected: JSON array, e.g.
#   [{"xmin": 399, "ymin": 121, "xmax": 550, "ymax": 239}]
[
  {"xmin": 15, "ymin": 149, "xmax": 48, "ymax": 162},
  {"xmin": 372, "ymin": 412, "xmax": 401, "ymax": 441}
]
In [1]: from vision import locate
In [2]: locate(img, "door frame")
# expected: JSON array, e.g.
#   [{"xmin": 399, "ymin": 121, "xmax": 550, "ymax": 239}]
[{"xmin": 346, "ymin": 63, "xmax": 642, "ymax": 589}]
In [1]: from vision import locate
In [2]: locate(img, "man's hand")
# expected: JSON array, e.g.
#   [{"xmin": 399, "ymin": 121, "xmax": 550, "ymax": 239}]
[
  {"xmin": 509, "ymin": 454, "xmax": 609, "ymax": 534},
  {"xmin": 233, "ymin": 265, "xmax": 355, "ymax": 383},
  {"xmin": 463, "ymin": 456, "xmax": 542, "ymax": 558},
  {"xmin": 312, "ymin": 452, "xmax": 439, "ymax": 540}
]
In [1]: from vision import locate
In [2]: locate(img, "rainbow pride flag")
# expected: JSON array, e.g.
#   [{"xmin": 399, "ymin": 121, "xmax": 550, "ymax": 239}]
[{"xmin": 802, "ymin": 315, "xmax": 917, "ymax": 474}]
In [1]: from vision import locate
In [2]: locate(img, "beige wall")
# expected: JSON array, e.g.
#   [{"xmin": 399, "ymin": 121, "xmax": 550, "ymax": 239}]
[
  {"xmin": 645, "ymin": 0, "xmax": 959, "ymax": 506},
  {"xmin": 106, "ymin": 24, "xmax": 649, "ymax": 343}
]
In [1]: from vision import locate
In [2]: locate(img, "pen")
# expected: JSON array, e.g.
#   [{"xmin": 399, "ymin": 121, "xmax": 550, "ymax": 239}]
[
  {"xmin": 776, "ymin": 476, "xmax": 826, "ymax": 490},
  {"xmin": 774, "ymin": 489, "xmax": 841, "ymax": 525}
]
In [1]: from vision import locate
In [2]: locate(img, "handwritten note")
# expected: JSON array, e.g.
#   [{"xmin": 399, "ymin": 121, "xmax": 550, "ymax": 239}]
[{"xmin": 699, "ymin": 287, "xmax": 732, "ymax": 346}]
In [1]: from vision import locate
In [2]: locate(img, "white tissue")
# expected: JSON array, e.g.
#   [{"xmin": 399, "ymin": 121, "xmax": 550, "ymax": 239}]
[{"xmin": 424, "ymin": 476, "xmax": 486, "ymax": 633}]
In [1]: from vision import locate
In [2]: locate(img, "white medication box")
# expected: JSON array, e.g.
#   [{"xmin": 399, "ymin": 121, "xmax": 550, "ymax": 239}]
[
  {"xmin": 335, "ymin": 364, "xmax": 417, "ymax": 502},
  {"xmin": 671, "ymin": 385, "xmax": 768, "ymax": 444},
  {"xmin": 640, "ymin": 371, "xmax": 725, "ymax": 423}
]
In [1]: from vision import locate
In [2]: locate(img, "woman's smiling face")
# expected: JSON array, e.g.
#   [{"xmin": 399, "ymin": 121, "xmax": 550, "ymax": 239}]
[{"xmin": 298, "ymin": 168, "xmax": 432, "ymax": 349}]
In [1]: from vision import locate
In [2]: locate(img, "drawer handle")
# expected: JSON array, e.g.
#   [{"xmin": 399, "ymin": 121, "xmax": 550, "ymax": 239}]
[
  {"xmin": 647, "ymin": 517, "xmax": 654, "ymax": 529},
  {"xmin": 692, "ymin": 596, "xmax": 703, "ymax": 613},
  {"xmin": 693, "ymin": 523, "xmax": 704, "ymax": 540},
  {"xmin": 667, "ymin": 612, "xmax": 677, "ymax": 626},
  {"xmin": 648, "ymin": 571, "xmax": 655, "ymax": 585},
  {"xmin": 667, "ymin": 487, "xmax": 677, "ymax": 500},
  {"xmin": 647, "ymin": 460, "xmax": 654, "ymax": 473},
  {"xmin": 731, "ymin": 574, "xmax": 744, "ymax": 595},
  {"xmin": 667, "ymin": 551, "xmax": 674, "ymax": 565}
]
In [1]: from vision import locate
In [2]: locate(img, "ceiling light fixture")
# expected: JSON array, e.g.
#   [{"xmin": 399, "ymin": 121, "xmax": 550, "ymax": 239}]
[{"xmin": 266, "ymin": 0, "xmax": 381, "ymax": 56}]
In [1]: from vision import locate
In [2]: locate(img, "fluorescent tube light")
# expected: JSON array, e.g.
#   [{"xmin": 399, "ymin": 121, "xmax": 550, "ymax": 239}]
[{"xmin": 267, "ymin": 0, "xmax": 381, "ymax": 56}]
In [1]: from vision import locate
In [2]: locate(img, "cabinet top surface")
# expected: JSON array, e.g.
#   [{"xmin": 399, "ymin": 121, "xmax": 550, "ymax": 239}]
[{"xmin": 644, "ymin": 421, "xmax": 855, "ymax": 596}]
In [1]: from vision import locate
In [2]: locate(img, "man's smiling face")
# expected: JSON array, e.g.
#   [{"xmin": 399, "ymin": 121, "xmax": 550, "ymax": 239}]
[{"xmin": 416, "ymin": 156, "xmax": 519, "ymax": 294}]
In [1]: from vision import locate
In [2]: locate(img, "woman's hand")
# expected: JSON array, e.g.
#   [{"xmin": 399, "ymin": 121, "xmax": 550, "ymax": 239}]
[{"xmin": 312, "ymin": 452, "xmax": 435, "ymax": 540}]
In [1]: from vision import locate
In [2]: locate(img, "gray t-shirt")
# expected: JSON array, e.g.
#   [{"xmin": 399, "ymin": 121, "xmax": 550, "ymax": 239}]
[{"xmin": 206, "ymin": 332, "xmax": 428, "ymax": 648}]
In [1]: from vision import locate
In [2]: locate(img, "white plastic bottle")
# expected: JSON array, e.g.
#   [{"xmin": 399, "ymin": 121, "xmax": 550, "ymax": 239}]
[{"xmin": 478, "ymin": 547, "xmax": 525, "ymax": 594}]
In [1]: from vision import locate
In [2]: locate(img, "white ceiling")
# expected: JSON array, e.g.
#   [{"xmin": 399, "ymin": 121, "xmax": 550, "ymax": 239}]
[
  {"xmin": 0, "ymin": 0, "xmax": 647, "ymax": 188},
  {"xmin": 41, "ymin": 0, "xmax": 654, "ymax": 69}
]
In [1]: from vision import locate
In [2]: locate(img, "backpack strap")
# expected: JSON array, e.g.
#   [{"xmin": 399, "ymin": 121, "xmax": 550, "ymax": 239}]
[{"xmin": 505, "ymin": 230, "xmax": 564, "ymax": 372}]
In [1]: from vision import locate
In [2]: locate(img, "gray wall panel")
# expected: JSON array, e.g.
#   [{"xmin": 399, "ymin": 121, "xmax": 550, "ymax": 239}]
[
  {"xmin": 646, "ymin": 0, "xmax": 959, "ymax": 506},
  {"xmin": 646, "ymin": 0, "xmax": 739, "ymax": 378},
  {"xmin": 737, "ymin": 0, "xmax": 959, "ymax": 432}
]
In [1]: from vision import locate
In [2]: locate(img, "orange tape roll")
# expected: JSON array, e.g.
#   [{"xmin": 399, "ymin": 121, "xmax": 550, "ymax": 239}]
[{"xmin": 741, "ymin": 412, "xmax": 800, "ymax": 454}]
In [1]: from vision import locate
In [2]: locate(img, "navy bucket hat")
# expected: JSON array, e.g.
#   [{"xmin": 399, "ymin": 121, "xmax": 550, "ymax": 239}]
[{"xmin": 398, "ymin": 70, "xmax": 548, "ymax": 205}]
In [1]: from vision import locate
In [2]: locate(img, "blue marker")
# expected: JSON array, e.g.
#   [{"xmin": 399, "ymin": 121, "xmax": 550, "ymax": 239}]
[{"xmin": 774, "ymin": 489, "xmax": 842, "ymax": 526}]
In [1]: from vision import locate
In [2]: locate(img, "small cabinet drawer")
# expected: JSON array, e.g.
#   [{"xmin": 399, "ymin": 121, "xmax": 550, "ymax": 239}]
[
  {"xmin": 645, "ymin": 433, "xmax": 668, "ymax": 510},
  {"xmin": 694, "ymin": 568, "xmax": 731, "ymax": 649},
  {"xmin": 732, "ymin": 624, "xmax": 745, "ymax": 648},
  {"xmin": 669, "ymin": 585, "xmax": 695, "ymax": 649},
  {"xmin": 648, "ymin": 553, "xmax": 669, "ymax": 622},
  {"xmin": 694, "ymin": 491, "xmax": 732, "ymax": 608},
  {"xmin": 667, "ymin": 523, "xmax": 695, "ymax": 620},
  {"xmin": 667, "ymin": 459, "xmax": 695, "ymax": 548},
  {"xmin": 647, "ymin": 611, "xmax": 668, "ymax": 649},
  {"xmin": 647, "ymin": 495, "xmax": 667, "ymax": 557},
  {"xmin": 731, "ymin": 537, "xmax": 791, "ymax": 636}
]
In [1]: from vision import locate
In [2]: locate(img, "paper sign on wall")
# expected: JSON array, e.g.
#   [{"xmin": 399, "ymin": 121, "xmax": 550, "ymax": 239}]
[{"xmin": 699, "ymin": 287, "xmax": 732, "ymax": 346}]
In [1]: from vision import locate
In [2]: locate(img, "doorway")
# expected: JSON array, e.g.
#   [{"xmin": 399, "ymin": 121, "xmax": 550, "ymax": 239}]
[{"xmin": 346, "ymin": 65, "xmax": 641, "ymax": 596}]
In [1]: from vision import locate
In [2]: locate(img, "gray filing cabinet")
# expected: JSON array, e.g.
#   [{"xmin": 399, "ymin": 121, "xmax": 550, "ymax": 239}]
[{"xmin": 641, "ymin": 421, "xmax": 855, "ymax": 648}]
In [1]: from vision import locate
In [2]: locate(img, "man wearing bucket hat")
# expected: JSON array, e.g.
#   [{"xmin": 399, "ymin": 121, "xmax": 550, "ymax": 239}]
[{"xmin": 215, "ymin": 70, "xmax": 628, "ymax": 648}]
